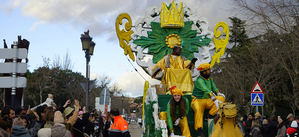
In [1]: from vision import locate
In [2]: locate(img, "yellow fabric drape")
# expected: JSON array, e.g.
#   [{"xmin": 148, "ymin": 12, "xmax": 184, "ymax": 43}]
[
  {"xmin": 191, "ymin": 96, "xmax": 225, "ymax": 130},
  {"xmin": 211, "ymin": 117, "xmax": 243, "ymax": 137},
  {"xmin": 152, "ymin": 55, "xmax": 193, "ymax": 93}
]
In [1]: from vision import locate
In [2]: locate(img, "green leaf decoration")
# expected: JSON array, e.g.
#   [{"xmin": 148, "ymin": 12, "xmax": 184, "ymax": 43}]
[{"xmin": 133, "ymin": 21, "xmax": 211, "ymax": 63}]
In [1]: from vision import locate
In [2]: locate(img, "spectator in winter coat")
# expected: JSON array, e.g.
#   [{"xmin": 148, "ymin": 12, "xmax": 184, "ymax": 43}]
[
  {"xmin": 287, "ymin": 121, "xmax": 298, "ymax": 137},
  {"xmin": 250, "ymin": 119, "xmax": 263, "ymax": 137},
  {"xmin": 109, "ymin": 108, "xmax": 130, "ymax": 137},
  {"xmin": 1, "ymin": 106, "xmax": 15, "ymax": 119},
  {"xmin": 287, "ymin": 114, "xmax": 295, "ymax": 128},
  {"xmin": 245, "ymin": 114, "xmax": 254, "ymax": 137},
  {"xmin": 262, "ymin": 119, "xmax": 271, "ymax": 137},
  {"xmin": 10, "ymin": 117, "xmax": 31, "ymax": 137},
  {"xmin": 51, "ymin": 111, "xmax": 72, "ymax": 137},
  {"xmin": 0, "ymin": 117, "xmax": 12, "ymax": 137},
  {"xmin": 276, "ymin": 116, "xmax": 287, "ymax": 137},
  {"xmin": 103, "ymin": 114, "xmax": 112, "ymax": 137}
]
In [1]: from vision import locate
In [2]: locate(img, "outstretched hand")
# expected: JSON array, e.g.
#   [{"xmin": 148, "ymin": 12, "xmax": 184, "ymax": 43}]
[
  {"xmin": 63, "ymin": 99, "xmax": 71, "ymax": 108},
  {"xmin": 74, "ymin": 99, "xmax": 80, "ymax": 110},
  {"xmin": 74, "ymin": 100, "xmax": 79, "ymax": 106}
]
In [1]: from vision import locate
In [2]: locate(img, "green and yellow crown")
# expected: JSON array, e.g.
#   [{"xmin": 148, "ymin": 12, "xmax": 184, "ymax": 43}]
[{"xmin": 160, "ymin": 0, "xmax": 184, "ymax": 28}]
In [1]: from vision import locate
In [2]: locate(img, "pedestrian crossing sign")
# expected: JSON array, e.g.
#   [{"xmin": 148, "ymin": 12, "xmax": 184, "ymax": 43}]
[{"xmin": 251, "ymin": 93, "xmax": 264, "ymax": 106}]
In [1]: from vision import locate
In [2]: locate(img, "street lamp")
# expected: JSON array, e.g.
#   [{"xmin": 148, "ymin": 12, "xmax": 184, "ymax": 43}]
[
  {"xmin": 122, "ymin": 94, "xmax": 125, "ymax": 115},
  {"xmin": 80, "ymin": 30, "xmax": 96, "ymax": 112}
]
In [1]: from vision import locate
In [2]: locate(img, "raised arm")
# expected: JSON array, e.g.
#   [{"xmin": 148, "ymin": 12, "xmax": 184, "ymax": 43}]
[{"xmin": 67, "ymin": 99, "xmax": 80, "ymax": 126}]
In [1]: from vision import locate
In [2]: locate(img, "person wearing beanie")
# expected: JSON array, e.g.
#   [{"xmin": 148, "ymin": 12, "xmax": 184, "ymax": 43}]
[
  {"xmin": 10, "ymin": 117, "xmax": 31, "ymax": 137},
  {"xmin": 160, "ymin": 86, "xmax": 191, "ymax": 137},
  {"xmin": 287, "ymin": 121, "xmax": 298, "ymax": 137},
  {"xmin": 191, "ymin": 63, "xmax": 225, "ymax": 135}
]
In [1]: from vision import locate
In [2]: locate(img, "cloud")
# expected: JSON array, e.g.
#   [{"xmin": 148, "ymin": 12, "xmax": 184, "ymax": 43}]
[
  {"xmin": 2, "ymin": 0, "xmax": 237, "ymax": 36},
  {"xmin": 1, "ymin": 0, "xmax": 238, "ymax": 97},
  {"xmin": 115, "ymin": 71, "xmax": 145, "ymax": 97}
]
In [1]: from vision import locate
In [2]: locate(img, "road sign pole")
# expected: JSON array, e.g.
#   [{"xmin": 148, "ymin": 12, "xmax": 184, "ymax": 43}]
[
  {"xmin": 103, "ymin": 88, "xmax": 106, "ymax": 110},
  {"xmin": 256, "ymin": 106, "xmax": 258, "ymax": 113},
  {"xmin": 262, "ymin": 106, "xmax": 264, "ymax": 119},
  {"xmin": 11, "ymin": 43, "xmax": 17, "ymax": 108}
]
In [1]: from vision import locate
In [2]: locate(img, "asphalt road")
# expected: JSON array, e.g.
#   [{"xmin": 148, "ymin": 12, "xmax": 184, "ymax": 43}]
[{"xmin": 129, "ymin": 122, "xmax": 143, "ymax": 137}]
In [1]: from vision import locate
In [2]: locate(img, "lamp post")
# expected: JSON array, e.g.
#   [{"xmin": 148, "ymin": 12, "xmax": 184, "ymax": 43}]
[
  {"xmin": 80, "ymin": 30, "xmax": 96, "ymax": 112},
  {"xmin": 121, "ymin": 94, "xmax": 125, "ymax": 115}
]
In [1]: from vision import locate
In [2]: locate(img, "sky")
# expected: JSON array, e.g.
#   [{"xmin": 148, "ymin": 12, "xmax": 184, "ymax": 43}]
[{"xmin": 0, "ymin": 0, "xmax": 238, "ymax": 97}]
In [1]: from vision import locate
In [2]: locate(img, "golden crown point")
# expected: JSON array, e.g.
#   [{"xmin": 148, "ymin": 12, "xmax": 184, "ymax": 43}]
[{"xmin": 160, "ymin": 0, "xmax": 184, "ymax": 28}]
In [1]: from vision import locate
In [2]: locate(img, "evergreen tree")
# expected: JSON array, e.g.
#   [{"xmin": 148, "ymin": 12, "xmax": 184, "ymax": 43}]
[{"xmin": 229, "ymin": 17, "xmax": 249, "ymax": 47}]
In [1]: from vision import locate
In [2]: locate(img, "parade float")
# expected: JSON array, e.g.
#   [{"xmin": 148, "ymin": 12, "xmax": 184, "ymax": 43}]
[{"xmin": 115, "ymin": 1, "xmax": 242, "ymax": 137}]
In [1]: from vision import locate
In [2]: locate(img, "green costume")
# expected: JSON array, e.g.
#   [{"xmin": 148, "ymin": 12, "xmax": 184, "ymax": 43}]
[
  {"xmin": 160, "ymin": 97, "xmax": 191, "ymax": 137},
  {"xmin": 166, "ymin": 97, "xmax": 189, "ymax": 130},
  {"xmin": 192, "ymin": 76, "xmax": 219, "ymax": 99},
  {"xmin": 191, "ymin": 76, "xmax": 224, "ymax": 130}
]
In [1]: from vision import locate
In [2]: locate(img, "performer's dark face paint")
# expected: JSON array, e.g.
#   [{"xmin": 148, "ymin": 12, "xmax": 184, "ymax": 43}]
[
  {"xmin": 201, "ymin": 69, "xmax": 211, "ymax": 79},
  {"xmin": 172, "ymin": 47, "xmax": 181, "ymax": 56}
]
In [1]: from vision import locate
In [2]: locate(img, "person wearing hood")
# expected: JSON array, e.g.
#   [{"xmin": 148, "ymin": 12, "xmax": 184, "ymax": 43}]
[
  {"xmin": 51, "ymin": 111, "xmax": 72, "ymax": 137},
  {"xmin": 10, "ymin": 117, "xmax": 31, "ymax": 137},
  {"xmin": 38, "ymin": 111, "xmax": 72, "ymax": 137}
]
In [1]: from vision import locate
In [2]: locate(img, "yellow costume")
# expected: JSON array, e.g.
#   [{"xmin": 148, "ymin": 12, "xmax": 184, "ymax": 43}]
[
  {"xmin": 191, "ymin": 96, "xmax": 225, "ymax": 130},
  {"xmin": 159, "ymin": 87, "xmax": 191, "ymax": 137},
  {"xmin": 152, "ymin": 54, "xmax": 193, "ymax": 93},
  {"xmin": 211, "ymin": 103, "xmax": 243, "ymax": 137},
  {"xmin": 191, "ymin": 63, "xmax": 225, "ymax": 130}
]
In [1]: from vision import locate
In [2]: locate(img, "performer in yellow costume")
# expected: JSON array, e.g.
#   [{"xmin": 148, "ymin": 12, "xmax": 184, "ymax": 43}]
[
  {"xmin": 152, "ymin": 44, "xmax": 197, "ymax": 93},
  {"xmin": 159, "ymin": 86, "xmax": 191, "ymax": 137},
  {"xmin": 191, "ymin": 63, "xmax": 225, "ymax": 135},
  {"xmin": 210, "ymin": 103, "xmax": 243, "ymax": 137}
]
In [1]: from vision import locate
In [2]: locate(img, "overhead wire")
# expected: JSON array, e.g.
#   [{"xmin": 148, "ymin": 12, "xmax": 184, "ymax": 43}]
[{"xmin": 126, "ymin": 57, "xmax": 148, "ymax": 82}]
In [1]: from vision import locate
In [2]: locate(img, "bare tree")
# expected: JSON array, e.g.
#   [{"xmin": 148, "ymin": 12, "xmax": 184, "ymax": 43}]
[
  {"xmin": 109, "ymin": 83, "xmax": 122, "ymax": 96},
  {"xmin": 237, "ymin": 0, "xmax": 299, "ymax": 113}
]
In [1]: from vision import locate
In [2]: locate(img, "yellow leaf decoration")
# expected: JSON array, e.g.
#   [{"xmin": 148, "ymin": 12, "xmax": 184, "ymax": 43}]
[
  {"xmin": 115, "ymin": 13, "xmax": 135, "ymax": 61},
  {"xmin": 211, "ymin": 22, "xmax": 229, "ymax": 68},
  {"xmin": 142, "ymin": 81, "xmax": 149, "ymax": 120}
]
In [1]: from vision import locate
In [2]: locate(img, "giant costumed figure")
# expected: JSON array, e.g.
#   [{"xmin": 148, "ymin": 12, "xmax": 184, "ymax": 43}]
[{"xmin": 115, "ymin": 0, "xmax": 242, "ymax": 137}]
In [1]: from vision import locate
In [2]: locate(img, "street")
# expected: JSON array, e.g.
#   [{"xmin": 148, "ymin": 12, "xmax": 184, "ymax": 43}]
[{"xmin": 129, "ymin": 122, "xmax": 143, "ymax": 137}]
